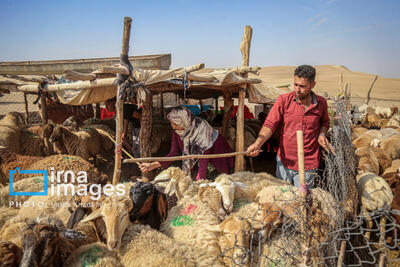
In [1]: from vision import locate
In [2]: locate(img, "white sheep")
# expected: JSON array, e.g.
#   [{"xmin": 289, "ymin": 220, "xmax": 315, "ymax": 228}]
[
  {"xmin": 356, "ymin": 172, "xmax": 393, "ymax": 242},
  {"xmin": 375, "ymin": 106, "xmax": 394, "ymax": 118},
  {"xmin": 386, "ymin": 114, "xmax": 400, "ymax": 128},
  {"xmin": 0, "ymin": 113, "xmax": 22, "ymax": 153},
  {"xmin": 63, "ymin": 242, "xmax": 123, "ymax": 267},
  {"xmin": 118, "ymin": 223, "xmax": 198, "ymax": 267},
  {"xmin": 159, "ymin": 190, "xmax": 225, "ymax": 266}
]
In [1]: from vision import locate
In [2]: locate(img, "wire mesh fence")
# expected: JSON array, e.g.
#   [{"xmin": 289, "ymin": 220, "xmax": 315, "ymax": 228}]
[{"xmin": 211, "ymin": 99, "xmax": 399, "ymax": 267}]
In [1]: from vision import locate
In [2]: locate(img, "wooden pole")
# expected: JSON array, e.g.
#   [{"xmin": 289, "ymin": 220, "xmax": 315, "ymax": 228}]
[
  {"xmin": 23, "ymin": 93, "xmax": 29, "ymax": 124},
  {"xmin": 336, "ymin": 241, "xmax": 346, "ymax": 267},
  {"xmin": 19, "ymin": 78, "xmax": 116, "ymax": 93},
  {"xmin": 214, "ymin": 96, "xmax": 218, "ymax": 112},
  {"xmin": 123, "ymin": 150, "xmax": 255, "ymax": 163},
  {"xmin": 40, "ymin": 95, "xmax": 48, "ymax": 124},
  {"xmin": 95, "ymin": 103, "xmax": 101, "ymax": 119},
  {"xmin": 140, "ymin": 91, "xmax": 153, "ymax": 182},
  {"xmin": 99, "ymin": 65, "xmax": 130, "ymax": 75},
  {"xmin": 235, "ymin": 25, "xmax": 252, "ymax": 172},
  {"xmin": 378, "ymin": 252, "xmax": 386, "ymax": 267},
  {"xmin": 160, "ymin": 92, "xmax": 164, "ymax": 119},
  {"xmin": 222, "ymin": 91, "xmax": 233, "ymax": 140},
  {"xmin": 113, "ymin": 16, "xmax": 132, "ymax": 185},
  {"xmin": 366, "ymin": 75, "xmax": 378, "ymax": 105},
  {"xmin": 64, "ymin": 69, "xmax": 96, "ymax": 81},
  {"xmin": 297, "ymin": 130, "xmax": 310, "ymax": 265}
]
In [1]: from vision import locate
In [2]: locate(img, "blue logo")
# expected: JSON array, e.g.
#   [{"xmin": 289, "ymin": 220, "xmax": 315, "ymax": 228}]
[{"xmin": 9, "ymin": 168, "xmax": 48, "ymax": 196}]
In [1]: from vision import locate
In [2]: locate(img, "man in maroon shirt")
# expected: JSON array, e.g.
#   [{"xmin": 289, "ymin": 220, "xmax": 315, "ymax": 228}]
[{"xmin": 247, "ymin": 65, "xmax": 332, "ymax": 188}]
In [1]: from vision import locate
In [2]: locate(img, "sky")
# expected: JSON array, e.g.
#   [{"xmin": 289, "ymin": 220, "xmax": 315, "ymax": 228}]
[{"xmin": 0, "ymin": 0, "xmax": 399, "ymax": 78}]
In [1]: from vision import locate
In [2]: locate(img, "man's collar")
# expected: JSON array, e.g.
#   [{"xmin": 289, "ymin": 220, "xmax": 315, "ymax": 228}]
[{"xmin": 294, "ymin": 91, "xmax": 318, "ymax": 106}]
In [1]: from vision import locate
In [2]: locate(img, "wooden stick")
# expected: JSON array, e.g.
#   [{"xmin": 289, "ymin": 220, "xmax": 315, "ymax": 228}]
[
  {"xmin": 40, "ymin": 94, "xmax": 48, "ymax": 124},
  {"xmin": 336, "ymin": 241, "xmax": 346, "ymax": 267},
  {"xmin": 103, "ymin": 131, "xmax": 137, "ymax": 163},
  {"xmin": 113, "ymin": 17, "xmax": 132, "ymax": 185},
  {"xmin": 140, "ymin": 91, "xmax": 153, "ymax": 182},
  {"xmin": 23, "ymin": 92, "xmax": 29, "ymax": 124},
  {"xmin": 64, "ymin": 69, "xmax": 96, "ymax": 81},
  {"xmin": 378, "ymin": 252, "xmax": 386, "ymax": 267},
  {"xmin": 366, "ymin": 75, "xmax": 378, "ymax": 105},
  {"xmin": 99, "ymin": 65, "xmax": 130, "ymax": 75},
  {"xmin": 123, "ymin": 150, "xmax": 260, "ymax": 163},
  {"xmin": 222, "ymin": 91, "xmax": 233, "ymax": 139}
]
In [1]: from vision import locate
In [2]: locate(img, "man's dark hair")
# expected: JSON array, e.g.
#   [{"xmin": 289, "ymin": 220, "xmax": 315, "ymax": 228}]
[{"xmin": 294, "ymin": 65, "xmax": 316, "ymax": 82}]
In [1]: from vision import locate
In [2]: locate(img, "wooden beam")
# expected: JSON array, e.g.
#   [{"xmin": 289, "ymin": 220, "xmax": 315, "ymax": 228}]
[
  {"xmin": 64, "ymin": 69, "xmax": 96, "ymax": 81},
  {"xmin": 0, "ymin": 54, "xmax": 171, "ymax": 75},
  {"xmin": 235, "ymin": 25, "xmax": 252, "ymax": 172},
  {"xmin": 222, "ymin": 91, "xmax": 233, "ymax": 140},
  {"xmin": 140, "ymin": 91, "xmax": 153, "ymax": 182},
  {"xmin": 99, "ymin": 65, "xmax": 129, "ymax": 75},
  {"xmin": 40, "ymin": 95, "xmax": 48, "ymax": 124},
  {"xmin": 113, "ymin": 16, "xmax": 132, "ymax": 185},
  {"xmin": 18, "ymin": 78, "xmax": 116, "ymax": 93}
]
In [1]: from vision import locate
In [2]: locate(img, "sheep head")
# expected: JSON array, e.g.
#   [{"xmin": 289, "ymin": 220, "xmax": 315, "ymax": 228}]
[
  {"xmin": 49, "ymin": 126, "xmax": 66, "ymax": 143},
  {"xmin": 198, "ymin": 185, "xmax": 227, "ymax": 220},
  {"xmin": 154, "ymin": 167, "xmax": 191, "ymax": 199},
  {"xmin": 203, "ymin": 174, "xmax": 247, "ymax": 213},
  {"xmin": 63, "ymin": 116, "xmax": 84, "ymax": 131},
  {"xmin": 207, "ymin": 214, "xmax": 252, "ymax": 266},
  {"xmin": 81, "ymin": 196, "xmax": 133, "ymax": 251},
  {"xmin": 42, "ymin": 123, "xmax": 54, "ymax": 139},
  {"xmin": 129, "ymin": 182, "xmax": 155, "ymax": 220},
  {"xmin": 19, "ymin": 216, "xmax": 85, "ymax": 267}
]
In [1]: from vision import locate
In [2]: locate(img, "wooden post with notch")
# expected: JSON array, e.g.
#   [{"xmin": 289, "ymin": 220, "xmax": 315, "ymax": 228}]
[
  {"xmin": 113, "ymin": 17, "xmax": 132, "ymax": 185},
  {"xmin": 235, "ymin": 25, "xmax": 252, "ymax": 172}
]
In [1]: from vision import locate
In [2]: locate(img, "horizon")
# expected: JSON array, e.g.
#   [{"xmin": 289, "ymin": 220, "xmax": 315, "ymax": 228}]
[{"xmin": 0, "ymin": 0, "xmax": 399, "ymax": 79}]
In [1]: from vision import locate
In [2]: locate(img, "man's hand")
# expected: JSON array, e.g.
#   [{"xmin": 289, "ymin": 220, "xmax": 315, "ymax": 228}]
[
  {"xmin": 139, "ymin": 162, "xmax": 160, "ymax": 173},
  {"xmin": 318, "ymin": 134, "xmax": 335, "ymax": 154},
  {"xmin": 247, "ymin": 143, "xmax": 261, "ymax": 157}
]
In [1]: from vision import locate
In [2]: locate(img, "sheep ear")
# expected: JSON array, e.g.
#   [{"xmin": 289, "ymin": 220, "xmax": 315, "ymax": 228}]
[
  {"xmin": 208, "ymin": 182, "xmax": 217, "ymax": 187},
  {"xmin": 67, "ymin": 207, "xmax": 87, "ymax": 228},
  {"xmin": 62, "ymin": 229, "xmax": 86, "ymax": 239},
  {"xmin": 81, "ymin": 209, "xmax": 102, "ymax": 223},
  {"xmin": 233, "ymin": 181, "xmax": 247, "ymax": 188},
  {"xmin": 164, "ymin": 180, "xmax": 177, "ymax": 196},
  {"xmin": 157, "ymin": 192, "xmax": 168, "ymax": 221},
  {"xmin": 206, "ymin": 224, "xmax": 222, "ymax": 233}
]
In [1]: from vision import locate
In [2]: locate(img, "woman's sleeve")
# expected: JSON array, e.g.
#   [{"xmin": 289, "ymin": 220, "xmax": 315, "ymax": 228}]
[
  {"xmin": 159, "ymin": 132, "xmax": 182, "ymax": 168},
  {"xmin": 196, "ymin": 151, "xmax": 211, "ymax": 180}
]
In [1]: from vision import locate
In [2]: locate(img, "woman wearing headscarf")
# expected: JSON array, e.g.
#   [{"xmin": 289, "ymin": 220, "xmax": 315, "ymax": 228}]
[{"xmin": 139, "ymin": 106, "xmax": 234, "ymax": 180}]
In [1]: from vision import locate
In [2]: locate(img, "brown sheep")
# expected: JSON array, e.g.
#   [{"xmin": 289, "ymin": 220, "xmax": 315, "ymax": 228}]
[
  {"xmin": 0, "ymin": 240, "xmax": 22, "ymax": 267},
  {"xmin": 356, "ymin": 147, "xmax": 392, "ymax": 175},
  {"xmin": 351, "ymin": 127, "xmax": 368, "ymax": 141},
  {"xmin": 42, "ymin": 124, "xmax": 67, "ymax": 154},
  {"xmin": 18, "ymin": 216, "xmax": 90, "ymax": 267},
  {"xmin": 352, "ymin": 130, "xmax": 381, "ymax": 149},
  {"xmin": 49, "ymin": 126, "xmax": 102, "ymax": 161},
  {"xmin": 380, "ymin": 135, "xmax": 400, "ymax": 160}
]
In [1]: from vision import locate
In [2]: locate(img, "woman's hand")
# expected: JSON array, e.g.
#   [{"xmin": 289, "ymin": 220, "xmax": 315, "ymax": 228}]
[{"xmin": 139, "ymin": 162, "xmax": 161, "ymax": 173}]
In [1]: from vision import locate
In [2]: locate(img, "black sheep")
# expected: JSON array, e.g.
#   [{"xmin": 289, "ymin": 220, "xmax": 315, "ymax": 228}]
[{"xmin": 129, "ymin": 182, "xmax": 168, "ymax": 230}]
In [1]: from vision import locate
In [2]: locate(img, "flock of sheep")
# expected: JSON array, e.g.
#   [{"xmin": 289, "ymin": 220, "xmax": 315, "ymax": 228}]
[{"xmin": 0, "ymin": 101, "xmax": 398, "ymax": 266}]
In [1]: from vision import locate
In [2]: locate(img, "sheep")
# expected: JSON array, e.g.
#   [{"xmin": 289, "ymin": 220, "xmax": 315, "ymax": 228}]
[
  {"xmin": 19, "ymin": 129, "xmax": 46, "ymax": 156},
  {"xmin": 351, "ymin": 127, "xmax": 368, "ymax": 141},
  {"xmin": 62, "ymin": 242, "xmax": 123, "ymax": 267},
  {"xmin": 159, "ymin": 195, "xmax": 224, "ymax": 266},
  {"xmin": 128, "ymin": 181, "xmax": 168, "ymax": 230},
  {"xmin": 0, "ymin": 240, "xmax": 22, "ymax": 267},
  {"xmin": 0, "ymin": 215, "xmax": 26, "ymax": 248},
  {"xmin": 380, "ymin": 135, "xmax": 400, "ymax": 160},
  {"xmin": 0, "ymin": 113, "xmax": 22, "ymax": 153},
  {"xmin": 0, "ymin": 177, "xmax": 46, "ymax": 207},
  {"xmin": 0, "ymin": 207, "xmax": 19, "ymax": 228},
  {"xmin": 356, "ymin": 172, "xmax": 393, "ymax": 242},
  {"xmin": 387, "ymin": 114, "xmax": 400, "ymax": 128},
  {"xmin": 80, "ymin": 195, "xmax": 133, "ymax": 251},
  {"xmin": 118, "ymin": 224, "xmax": 198, "ymax": 267},
  {"xmin": 42, "ymin": 123, "xmax": 67, "ymax": 154},
  {"xmin": 18, "ymin": 216, "xmax": 90, "ymax": 267},
  {"xmin": 352, "ymin": 129, "xmax": 382, "ymax": 148},
  {"xmin": 49, "ymin": 125, "xmax": 103, "ymax": 161},
  {"xmin": 356, "ymin": 146, "xmax": 392, "ymax": 175},
  {"xmin": 0, "ymin": 147, "xmax": 43, "ymax": 185},
  {"xmin": 27, "ymin": 154, "xmax": 107, "ymax": 185},
  {"xmin": 375, "ymin": 106, "xmax": 395, "ymax": 118}
]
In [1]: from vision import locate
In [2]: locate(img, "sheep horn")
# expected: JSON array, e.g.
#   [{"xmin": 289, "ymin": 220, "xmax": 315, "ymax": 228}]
[{"xmin": 151, "ymin": 178, "xmax": 173, "ymax": 184}]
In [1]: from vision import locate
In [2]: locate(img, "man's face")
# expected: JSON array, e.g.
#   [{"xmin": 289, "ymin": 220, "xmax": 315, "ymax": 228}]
[{"xmin": 293, "ymin": 76, "xmax": 315, "ymax": 100}]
